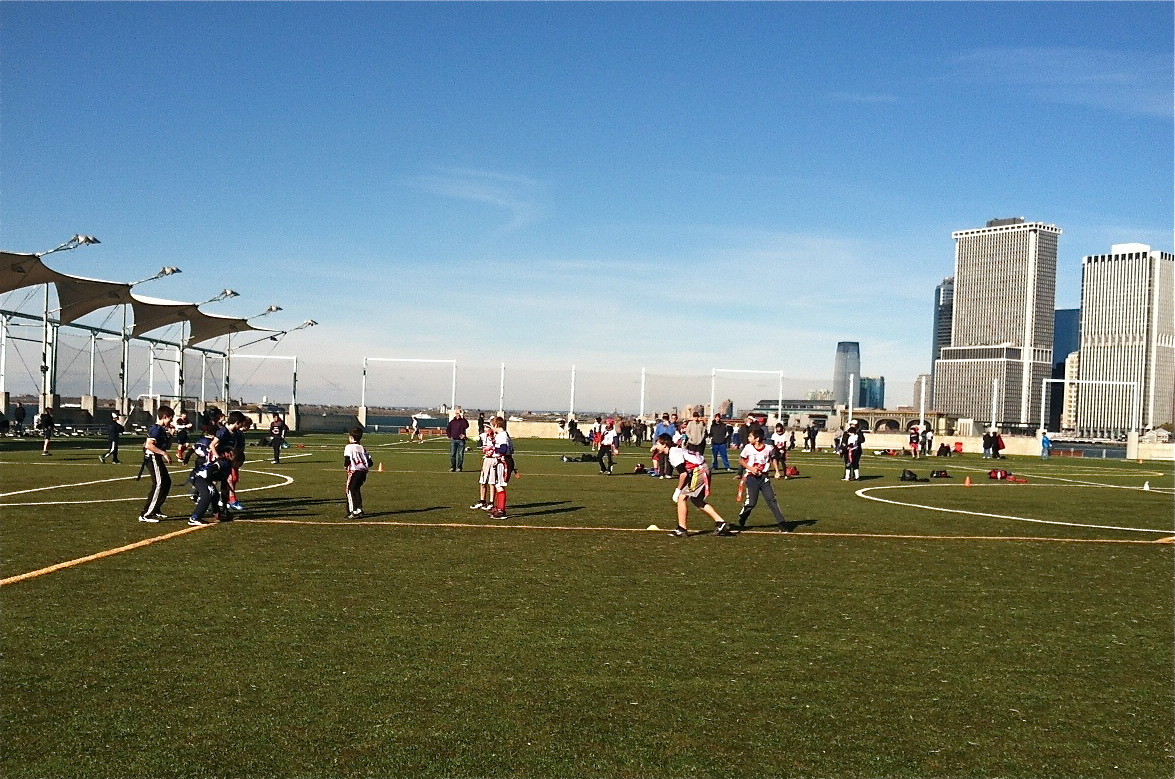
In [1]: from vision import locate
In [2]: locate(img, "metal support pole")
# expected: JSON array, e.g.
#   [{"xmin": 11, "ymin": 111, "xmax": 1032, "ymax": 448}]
[
  {"xmin": 991, "ymin": 378, "xmax": 999, "ymax": 431},
  {"xmin": 918, "ymin": 375, "xmax": 926, "ymax": 431},
  {"xmin": 569, "ymin": 365, "xmax": 576, "ymax": 418},
  {"xmin": 0, "ymin": 315, "xmax": 7, "ymax": 396},
  {"xmin": 709, "ymin": 368, "xmax": 716, "ymax": 419},
  {"xmin": 40, "ymin": 284, "xmax": 50, "ymax": 409},
  {"xmin": 88, "ymin": 332, "xmax": 97, "ymax": 398},
  {"xmin": 497, "ymin": 362, "xmax": 505, "ymax": 417},
  {"xmin": 777, "ymin": 372, "xmax": 783, "ymax": 426},
  {"xmin": 451, "ymin": 361, "xmax": 458, "ymax": 412},
  {"xmin": 639, "ymin": 367, "xmax": 646, "ymax": 420},
  {"xmin": 360, "ymin": 357, "xmax": 369, "ymax": 409},
  {"xmin": 847, "ymin": 372, "xmax": 855, "ymax": 423},
  {"xmin": 223, "ymin": 334, "xmax": 232, "ymax": 405}
]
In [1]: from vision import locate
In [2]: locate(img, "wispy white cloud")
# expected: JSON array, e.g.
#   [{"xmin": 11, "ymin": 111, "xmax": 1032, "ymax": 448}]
[
  {"xmin": 948, "ymin": 47, "xmax": 1172, "ymax": 117},
  {"xmin": 408, "ymin": 167, "xmax": 545, "ymax": 236}
]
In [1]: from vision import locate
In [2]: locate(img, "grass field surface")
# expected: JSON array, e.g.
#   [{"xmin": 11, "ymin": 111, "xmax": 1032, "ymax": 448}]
[{"xmin": 3, "ymin": 432, "xmax": 1172, "ymax": 778}]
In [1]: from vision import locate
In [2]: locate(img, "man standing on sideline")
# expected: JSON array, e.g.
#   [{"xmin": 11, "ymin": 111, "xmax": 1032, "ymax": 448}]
[
  {"xmin": 446, "ymin": 407, "xmax": 470, "ymax": 472},
  {"xmin": 709, "ymin": 413, "xmax": 732, "ymax": 471},
  {"xmin": 683, "ymin": 409, "xmax": 708, "ymax": 454},
  {"xmin": 1040, "ymin": 430, "xmax": 1052, "ymax": 460},
  {"xmin": 13, "ymin": 401, "xmax": 26, "ymax": 435}
]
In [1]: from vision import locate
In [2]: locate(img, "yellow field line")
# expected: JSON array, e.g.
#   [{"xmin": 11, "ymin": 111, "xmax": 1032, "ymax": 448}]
[
  {"xmin": 0, "ymin": 525, "xmax": 209, "ymax": 588},
  {"xmin": 238, "ymin": 518, "xmax": 1172, "ymax": 545}
]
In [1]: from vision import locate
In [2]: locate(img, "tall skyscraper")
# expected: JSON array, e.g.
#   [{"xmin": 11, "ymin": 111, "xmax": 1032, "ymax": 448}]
[
  {"xmin": 858, "ymin": 377, "xmax": 885, "ymax": 409},
  {"xmin": 933, "ymin": 218, "xmax": 1061, "ymax": 428},
  {"xmin": 1049, "ymin": 308, "xmax": 1081, "ymax": 431},
  {"xmin": 913, "ymin": 373, "xmax": 933, "ymax": 409},
  {"xmin": 832, "ymin": 342, "xmax": 861, "ymax": 408},
  {"xmin": 930, "ymin": 277, "xmax": 954, "ymax": 398},
  {"xmin": 1075, "ymin": 244, "xmax": 1174, "ymax": 437}
]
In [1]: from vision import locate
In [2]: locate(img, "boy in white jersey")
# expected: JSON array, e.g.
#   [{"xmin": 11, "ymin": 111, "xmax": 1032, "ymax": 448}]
[
  {"xmin": 769, "ymin": 423, "xmax": 789, "ymax": 479},
  {"xmin": 652, "ymin": 433, "xmax": 735, "ymax": 538},
  {"xmin": 598, "ymin": 420, "xmax": 619, "ymax": 475},
  {"xmin": 487, "ymin": 417, "xmax": 514, "ymax": 519},
  {"xmin": 737, "ymin": 427, "xmax": 789, "ymax": 530},
  {"xmin": 471, "ymin": 423, "xmax": 499, "ymax": 511},
  {"xmin": 343, "ymin": 426, "xmax": 373, "ymax": 518}
]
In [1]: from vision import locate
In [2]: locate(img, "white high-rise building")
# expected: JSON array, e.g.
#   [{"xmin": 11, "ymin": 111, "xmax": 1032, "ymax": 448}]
[
  {"xmin": 933, "ymin": 218, "xmax": 1061, "ymax": 428},
  {"xmin": 1075, "ymin": 244, "xmax": 1174, "ymax": 437}
]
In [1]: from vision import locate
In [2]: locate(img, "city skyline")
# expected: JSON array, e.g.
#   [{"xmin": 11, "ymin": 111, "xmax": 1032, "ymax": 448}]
[{"xmin": 1, "ymin": 2, "xmax": 1170, "ymax": 409}]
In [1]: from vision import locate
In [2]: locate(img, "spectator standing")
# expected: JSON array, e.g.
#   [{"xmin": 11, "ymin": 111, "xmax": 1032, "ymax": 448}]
[
  {"xmin": 683, "ymin": 410, "xmax": 707, "ymax": 454},
  {"xmin": 1040, "ymin": 431, "xmax": 1052, "ymax": 460},
  {"xmin": 446, "ymin": 407, "xmax": 470, "ymax": 472},
  {"xmin": 709, "ymin": 413, "xmax": 732, "ymax": 471},
  {"xmin": 13, "ymin": 401, "xmax": 26, "ymax": 435}
]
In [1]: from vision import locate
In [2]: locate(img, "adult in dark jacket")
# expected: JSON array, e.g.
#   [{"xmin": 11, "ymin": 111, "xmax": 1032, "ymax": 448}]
[
  {"xmin": 446, "ymin": 407, "xmax": 471, "ymax": 471},
  {"xmin": 709, "ymin": 414, "xmax": 732, "ymax": 471}
]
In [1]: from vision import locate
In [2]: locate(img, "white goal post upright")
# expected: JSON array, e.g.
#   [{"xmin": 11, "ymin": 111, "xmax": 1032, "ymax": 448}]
[
  {"xmin": 711, "ymin": 368, "xmax": 784, "ymax": 424},
  {"xmin": 360, "ymin": 357, "xmax": 457, "ymax": 427},
  {"xmin": 233, "ymin": 352, "xmax": 299, "ymax": 407}
]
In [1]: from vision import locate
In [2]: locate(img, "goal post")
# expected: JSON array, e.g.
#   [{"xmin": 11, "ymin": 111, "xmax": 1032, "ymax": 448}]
[
  {"xmin": 712, "ymin": 368, "xmax": 784, "ymax": 424},
  {"xmin": 359, "ymin": 357, "xmax": 457, "ymax": 427}
]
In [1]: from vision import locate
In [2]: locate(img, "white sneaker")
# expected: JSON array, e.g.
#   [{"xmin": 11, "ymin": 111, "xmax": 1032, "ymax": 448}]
[{"xmin": 469, "ymin": 502, "xmax": 484, "ymax": 510}]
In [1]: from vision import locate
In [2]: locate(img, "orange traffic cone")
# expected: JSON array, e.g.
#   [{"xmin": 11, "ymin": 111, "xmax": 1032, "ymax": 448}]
[
  {"xmin": 377, "ymin": 462, "xmax": 384, "ymax": 472},
  {"xmin": 964, "ymin": 476, "xmax": 972, "ymax": 487}
]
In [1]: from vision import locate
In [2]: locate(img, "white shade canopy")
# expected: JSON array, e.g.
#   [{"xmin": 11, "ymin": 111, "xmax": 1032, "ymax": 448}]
[{"xmin": 1, "ymin": 251, "xmax": 277, "ymax": 345}]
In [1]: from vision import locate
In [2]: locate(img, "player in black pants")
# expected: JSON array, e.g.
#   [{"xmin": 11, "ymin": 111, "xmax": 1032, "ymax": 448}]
[
  {"xmin": 138, "ymin": 405, "xmax": 175, "ymax": 522},
  {"xmin": 100, "ymin": 412, "xmax": 125, "ymax": 464}
]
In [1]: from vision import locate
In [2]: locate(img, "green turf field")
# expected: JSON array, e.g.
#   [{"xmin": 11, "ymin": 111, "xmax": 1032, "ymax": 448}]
[{"xmin": 3, "ymin": 433, "xmax": 1172, "ymax": 778}]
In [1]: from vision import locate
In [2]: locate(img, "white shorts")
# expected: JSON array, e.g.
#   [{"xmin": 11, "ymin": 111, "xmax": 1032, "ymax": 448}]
[{"xmin": 479, "ymin": 456, "xmax": 496, "ymax": 485}]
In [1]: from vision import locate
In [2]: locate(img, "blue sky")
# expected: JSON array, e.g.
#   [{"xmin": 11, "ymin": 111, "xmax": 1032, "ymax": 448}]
[{"xmin": 2, "ymin": 2, "xmax": 1171, "ymax": 411}]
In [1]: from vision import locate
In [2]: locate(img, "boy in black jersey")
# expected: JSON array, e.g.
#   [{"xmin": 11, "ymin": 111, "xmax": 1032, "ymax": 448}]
[
  {"xmin": 138, "ymin": 405, "xmax": 175, "ymax": 522},
  {"xmin": 189, "ymin": 412, "xmax": 250, "ymax": 525}
]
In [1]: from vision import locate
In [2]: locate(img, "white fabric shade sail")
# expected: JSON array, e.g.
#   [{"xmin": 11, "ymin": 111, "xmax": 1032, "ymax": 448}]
[{"xmin": 1, "ymin": 252, "xmax": 277, "ymax": 346}]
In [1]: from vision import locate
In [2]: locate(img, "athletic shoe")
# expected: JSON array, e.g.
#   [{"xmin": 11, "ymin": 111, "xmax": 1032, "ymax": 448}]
[
  {"xmin": 188, "ymin": 516, "xmax": 213, "ymax": 526},
  {"xmin": 349, "ymin": 510, "xmax": 363, "ymax": 519},
  {"xmin": 715, "ymin": 522, "xmax": 737, "ymax": 537},
  {"xmin": 469, "ymin": 502, "xmax": 485, "ymax": 510},
  {"xmin": 667, "ymin": 526, "xmax": 688, "ymax": 538},
  {"xmin": 227, "ymin": 501, "xmax": 245, "ymax": 512},
  {"xmin": 138, "ymin": 514, "xmax": 160, "ymax": 523},
  {"xmin": 489, "ymin": 510, "xmax": 508, "ymax": 520},
  {"xmin": 99, "ymin": 454, "xmax": 106, "ymax": 463},
  {"xmin": 480, "ymin": 503, "xmax": 492, "ymax": 511}
]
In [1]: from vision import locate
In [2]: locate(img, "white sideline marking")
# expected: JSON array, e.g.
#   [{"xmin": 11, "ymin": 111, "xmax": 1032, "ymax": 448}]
[
  {"xmin": 855, "ymin": 483, "xmax": 1172, "ymax": 535},
  {"xmin": 0, "ymin": 467, "xmax": 295, "ymax": 507}
]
